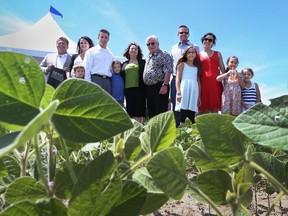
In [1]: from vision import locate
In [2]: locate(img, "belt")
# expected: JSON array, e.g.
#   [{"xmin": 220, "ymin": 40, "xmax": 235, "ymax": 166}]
[
  {"xmin": 172, "ymin": 75, "xmax": 176, "ymax": 79},
  {"xmin": 92, "ymin": 74, "xmax": 110, "ymax": 79}
]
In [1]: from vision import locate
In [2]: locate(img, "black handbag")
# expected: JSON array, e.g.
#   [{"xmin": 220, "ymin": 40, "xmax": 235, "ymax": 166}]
[{"xmin": 47, "ymin": 66, "xmax": 67, "ymax": 88}]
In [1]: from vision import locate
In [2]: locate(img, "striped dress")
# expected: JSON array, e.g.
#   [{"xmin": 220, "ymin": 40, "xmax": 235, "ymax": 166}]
[{"xmin": 242, "ymin": 82, "xmax": 257, "ymax": 110}]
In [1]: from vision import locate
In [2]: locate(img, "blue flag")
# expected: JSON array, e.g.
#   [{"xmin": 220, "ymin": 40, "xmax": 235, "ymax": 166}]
[{"xmin": 49, "ymin": 6, "xmax": 63, "ymax": 18}]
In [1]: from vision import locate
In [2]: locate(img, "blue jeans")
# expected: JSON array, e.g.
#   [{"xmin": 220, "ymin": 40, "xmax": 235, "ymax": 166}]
[{"xmin": 170, "ymin": 76, "xmax": 181, "ymax": 127}]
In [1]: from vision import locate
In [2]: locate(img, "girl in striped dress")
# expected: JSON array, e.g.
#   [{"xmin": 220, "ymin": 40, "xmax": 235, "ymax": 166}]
[{"xmin": 241, "ymin": 68, "xmax": 261, "ymax": 111}]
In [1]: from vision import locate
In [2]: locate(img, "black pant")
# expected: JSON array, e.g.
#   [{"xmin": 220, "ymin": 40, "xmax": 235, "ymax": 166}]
[
  {"xmin": 180, "ymin": 109, "xmax": 196, "ymax": 124},
  {"xmin": 146, "ymin": 82, "xmax": 169, "ymax": 119}
]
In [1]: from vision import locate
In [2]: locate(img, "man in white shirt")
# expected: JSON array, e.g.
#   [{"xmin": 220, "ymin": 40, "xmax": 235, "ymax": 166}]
[
  {"xmin": 40, "ymin": 37, "xmax": 72, "ymax": 82},
  {"xmin": 171, "ymin": 25, "xmax": 199, "ymax": 127},
  {"xmin": 84, "ymin": 29, "xmax": 114, "ymax": 94}
]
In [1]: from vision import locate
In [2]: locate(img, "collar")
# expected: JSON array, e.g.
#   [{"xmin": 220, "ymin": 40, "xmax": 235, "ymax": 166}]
[
  {"xmin": 178, "ymin": 40, "xmax": 191, "ymax": 46},
  {"xmin": 58, "ymin": 53, "xmax": 68, "ymax": 58}
]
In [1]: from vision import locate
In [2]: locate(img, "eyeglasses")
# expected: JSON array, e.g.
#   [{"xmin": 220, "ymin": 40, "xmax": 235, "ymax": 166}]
[
  {"xmin": 146, "ymin": 42, "xmax": 156, "ymax": 46},
  {"xmin": 204, "ymin": 38, "xmax": 213, "ymax": 43},
  {"xmin": 179, "ymin": 32, "xmax": 189, "ymax": 35}
]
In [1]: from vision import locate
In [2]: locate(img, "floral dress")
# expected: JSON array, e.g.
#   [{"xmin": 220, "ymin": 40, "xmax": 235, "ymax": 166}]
[{"xmin": 221, "ymin": 72, "xmax": 242, "ymax": 116}]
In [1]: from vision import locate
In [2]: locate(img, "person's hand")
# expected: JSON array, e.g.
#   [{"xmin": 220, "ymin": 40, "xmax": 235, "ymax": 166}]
[
  {"xmin": 159, "ymin": 85, "xmax": 168, "ymax": 95},
  {"xmin": 176, "ymin": 95, "xmax": 182, "ymax": 102},
  {"xmin": 198, "ymin": 98, "xmax": 201, "ymax": 107},
  {"xmin": 46, "ymin": 64, "xmax": 53, "ymax": 73}
]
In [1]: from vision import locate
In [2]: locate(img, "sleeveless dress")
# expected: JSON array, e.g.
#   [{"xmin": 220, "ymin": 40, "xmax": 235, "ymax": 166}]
[
  {"xmin": 242, "ymin": 82, "xmax": 257, "ymax": 111},
  {"xmin": 221, "ymin": 73, "xmax": 242, "ymax": 115},
  {"xmin": 175, "ymin": 63, "xmax": 199, "ymax": 112},
  {"xmin": 198, "ymin": 51, "xmax": 223, "ymax": 112}
]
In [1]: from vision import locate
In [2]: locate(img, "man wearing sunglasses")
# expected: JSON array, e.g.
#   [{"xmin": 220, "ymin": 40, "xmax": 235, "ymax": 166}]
[
  {"xmin": 143, "ymin": 35, "xmax": 173, "ymax": 119},
  {"xmin": 171, "ymin": 25, "xmax": 199, "ymax": 127}
]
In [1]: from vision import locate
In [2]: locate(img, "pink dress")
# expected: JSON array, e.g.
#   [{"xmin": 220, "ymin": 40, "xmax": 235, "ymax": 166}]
[{"xmin": 221, "ymin": 73, "xmax": 242, "ymax": 116}]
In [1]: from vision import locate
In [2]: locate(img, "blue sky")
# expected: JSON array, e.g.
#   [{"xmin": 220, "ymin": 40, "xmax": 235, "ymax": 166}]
[{"xmin": 0, "ymin": 0, "xmax": 287, "ymax": 105}]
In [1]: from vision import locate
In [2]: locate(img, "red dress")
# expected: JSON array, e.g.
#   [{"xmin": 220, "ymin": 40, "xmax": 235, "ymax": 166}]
[{"xmin": 198, "ymin": 51, "xmax": 223, "ymax": 112}]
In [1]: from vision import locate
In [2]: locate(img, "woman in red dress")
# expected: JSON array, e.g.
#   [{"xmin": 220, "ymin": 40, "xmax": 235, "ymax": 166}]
[{"xmin": 198, "ymin": 32, "xmax": 226, "ymax": 113}]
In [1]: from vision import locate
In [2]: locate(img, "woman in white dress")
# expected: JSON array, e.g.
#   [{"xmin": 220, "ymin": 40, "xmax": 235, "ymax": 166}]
[
  {"xmin": 67, "ymin": 36, "xmax": 94, "ymax": 78},
  {"xmin": 175, "ymin": 45, "xmax": 201, "ymax": 124}
]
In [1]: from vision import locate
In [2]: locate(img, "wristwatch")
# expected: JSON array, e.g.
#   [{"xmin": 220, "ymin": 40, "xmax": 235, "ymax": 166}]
[{"xmin": 162, "ymin": 83, "xmax": 169, "ymax": 87}]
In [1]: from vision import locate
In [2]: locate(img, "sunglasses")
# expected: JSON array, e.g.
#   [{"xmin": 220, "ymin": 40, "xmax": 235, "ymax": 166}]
[
  {"xmin": 187, "ymin": 51, "xmax": 197, "ymax": 55},
  {"xmin": 146, "ymin": 42, "xmax": 156, "ymax": 46},
  {"xmin": 204, "ymin": 38, "xmax": 213, "ymax": 43},
  {"xmin": 179, "ymin": 32, "xmax": 189, "ymax": 35}
]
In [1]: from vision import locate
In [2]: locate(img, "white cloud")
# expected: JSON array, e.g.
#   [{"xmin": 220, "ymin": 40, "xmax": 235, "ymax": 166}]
[
  {"xmin": 0, "ymin": 15, "xmax": 32, "ymax": 35},
  {"xmin": 258, "ymin": 83, "xmax": 288, "ymax": 106}
]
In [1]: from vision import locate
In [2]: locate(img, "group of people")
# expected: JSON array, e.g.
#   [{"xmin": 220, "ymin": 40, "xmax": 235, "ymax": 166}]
[{"xmin": 39, "ymin": 25, "xmax": 261, "ymax": 127}]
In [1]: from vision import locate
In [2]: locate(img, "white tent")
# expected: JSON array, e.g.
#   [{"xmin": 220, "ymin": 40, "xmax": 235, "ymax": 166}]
[{"xmin": 0, "ymin": 12, "xmax": 77, "ymax": 63}]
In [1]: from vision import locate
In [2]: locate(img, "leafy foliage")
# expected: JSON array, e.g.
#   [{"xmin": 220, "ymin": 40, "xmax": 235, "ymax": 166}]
[{"xmin": 0, "ymin": 52, "xmax": 287, "ymax": 216}]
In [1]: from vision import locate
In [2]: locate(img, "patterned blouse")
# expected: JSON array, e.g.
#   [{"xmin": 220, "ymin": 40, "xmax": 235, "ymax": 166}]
[{"xmin": 143, "ymin": 49, "xmax": 173, "ymax": 86}]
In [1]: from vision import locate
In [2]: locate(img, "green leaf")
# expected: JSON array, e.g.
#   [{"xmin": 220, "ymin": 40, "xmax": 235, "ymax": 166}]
[
  {"xmin": 0, "ymin": 156, "xmax": 21, "ymax": 192},
  {"xmin": 253, "ymin": 152, "xmax": 286, "ymax": 184},
  {"xmin": 40, "ymin": 84, "xmax": 55, "ymax": 109},
  {"xmin": 54, "ymin": 163, "xmax": 85, "ymax": 199},
  {"xmin": 186, "ymin": 142, "xmax": 217, "ymax": 172},
  {"xmin": 0, "ymin": 199, "xmax": 67, "ymax": 216},
  {"xmin": 146, "ymin": 147, "xmax": 187, "ymax": 200},
  {"xmin": 196, "ymin": 114, "xmax": 247, "ymax": 169},
  {"xmin": 140, "ymin": 111, "xmax": 176, "ymax": 154},
  {"xmin": 0, "ymin": 100, "xmax": 59, "ymax": 157},
  {"xmin": 0, "ymin": 158, "xmax": 8, "ymax": 178},
  {"xmin": 197, "ymin": 169, "xmax": 232, "ymax": 205},
  {"xmin": 69, "ymin": 151, "xmax": 122, "ymax": 216},
  {"xmin": 4, "ymin": 176, "xmax": 48, "ymax": 204},
  {"xmin": 123, "ymin": 121, "xmax": 143, "ymax": 161},
  {"xmin": 139, "ymin": 193, "xmax": 169, "ymax": 215},
  {"xmin": 0, "ymin": 52, "xmax": 45, "ymax": 126},
  {"xmin": 132, "ymin": 167, "xmax": 165, "ymax": 194},
  {"xmin": 107, "ymin": 180, "xmax": 147, "ymax": 216},
  {"xmin": 233, "ymin": 95, "xmax": 288, "ymax": 150},
  {"xmin": 51, "ymin": 79, "xmax": 133, "ymax": 143},
  {"xmin": 237, "ymin": 182, "xmax": 253, "ymax": 207}
]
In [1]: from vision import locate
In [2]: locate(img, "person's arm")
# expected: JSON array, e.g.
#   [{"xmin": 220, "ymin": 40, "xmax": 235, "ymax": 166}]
[
  {"xmin": 237, "ymin": 72, "xmax": 245, "ymax": 89},
  {"xmin": 218, "ymin": 51, "xmax": 226, "ymax": 74},
  {"xmin": 197, "ymin": 75, "xmax": 201, "ymax": 107},
  {"xmin": 66, "ymin": 54, "xmax": 77, "ymax": 79},
  {"xmin": 160, "ymin": 72, "xmax": 171, "ymax": 95},
  {"xmin": 159, "ymin": 52, "xmax": 173, "ymax": 95},
  {"xmin": 83, "ymin": 50, "xmax": 92, "ymax": 81},
  {"xmin": 175, "ymin": 63, "xmax": 184, "ymax": 101},
  {"xmin": 216, "ymin": 72, "xmax": 229, "ymax": 82},
  {"xmin": 255, "ymin": 83, "xmax": 262, "ymax": 103}
]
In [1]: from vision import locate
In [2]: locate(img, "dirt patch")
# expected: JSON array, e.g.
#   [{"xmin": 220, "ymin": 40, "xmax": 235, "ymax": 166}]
[{"xmin": 145, "ymin": 191, "xmax": 288, "ymax": 216}]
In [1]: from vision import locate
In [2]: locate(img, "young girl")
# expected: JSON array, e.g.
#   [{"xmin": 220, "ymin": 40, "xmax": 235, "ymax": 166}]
[
  {"xmin": 111, "ymin": 60, "xmax": 124, "ymax": 106},
  {"xmin": 216, "ymin": 56, "xmax": 244, "ymax": 116},
  {"xmin": 175, "ymin": 45, "xmax": 201, "ymax": 124},
  {"xmin": 241, "ymin": 67, "xmax": 261, "ymax": 111},
  {"xmin": 73, "ymin": 64, "xmax": 85, "ymax": 79}
]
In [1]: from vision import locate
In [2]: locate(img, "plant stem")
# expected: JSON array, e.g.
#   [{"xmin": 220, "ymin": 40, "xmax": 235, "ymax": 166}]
[
  {"xmin": 265, "ymin": 191, "xmax": 284, "ymax": 216},
  {"xmin": 120, "ymin": 154, "xmax": 151, "ymax": 179},
  {"xmin": 249, "ymin": 161, "xmax": 288, "ymax": 195},
  {"xmin": 33, "ymin": 135, "xmax": 51, "ymax": 195},
  {"xmin": 20, "ymin": 140, "xmax": 32, "ymax": 176},
  {"xmin": 27, "ymin": 140, "xmax": 47, "ymax": 160},
  {"xmin": 187, "ymin": 181, "xmax": 223, "ymax": 216},
  {"xmin": 47, "ymin": 130, "xmax": 53, "ymax": 182},
  {"xmin": 59, "ymin": 137, "xmax": 77, "ymax": 185}
]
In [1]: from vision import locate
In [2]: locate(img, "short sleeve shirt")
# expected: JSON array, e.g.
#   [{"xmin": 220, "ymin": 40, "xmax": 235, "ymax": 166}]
[{"xmin": 143, "ymin": 49, "xmax": 173, "ymax": 86}]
